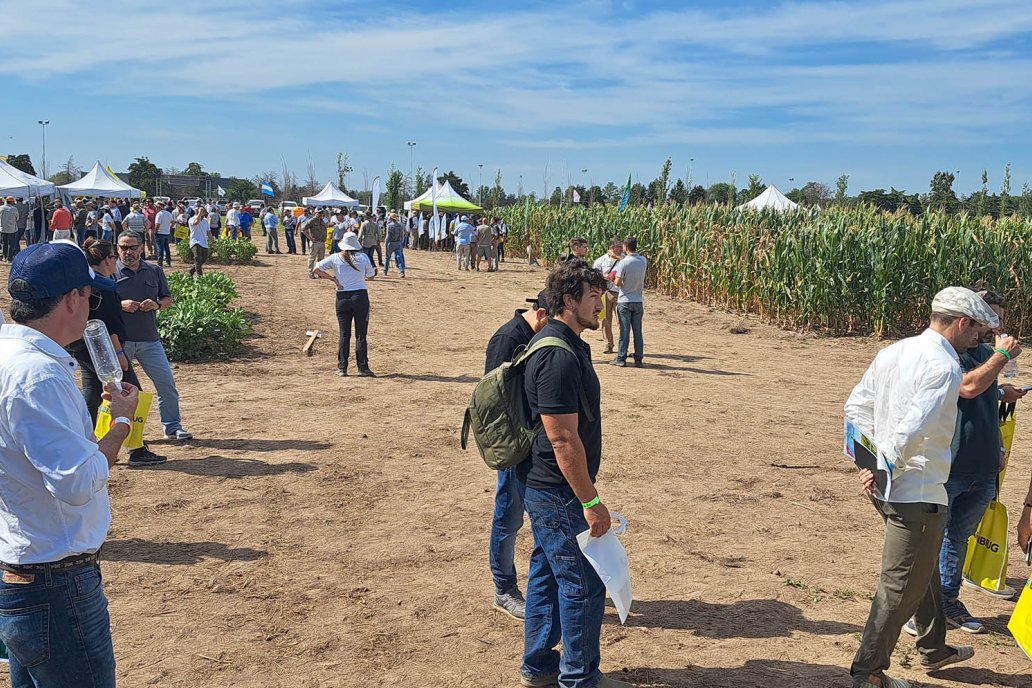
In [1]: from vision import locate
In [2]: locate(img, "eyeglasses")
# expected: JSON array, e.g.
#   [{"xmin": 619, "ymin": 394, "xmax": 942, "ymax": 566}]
[
  {"xmin": 118, "ymin": 244, "xmax": 141, "ymax": 251},
  {"xmin": 89, "ymin": 290, "xmax": 103, "ymax": 311}
]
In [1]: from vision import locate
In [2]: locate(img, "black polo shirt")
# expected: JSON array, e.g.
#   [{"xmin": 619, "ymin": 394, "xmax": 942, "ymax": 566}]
[
  {"xmin": 485, "ymin": 311, "xmax": 534, "ymax": 373},
  {"xmin": 517, "ymin": 319, "xmax": 602, "ymax": 489},
  {"xmin": 953, "ymin": 343, "xmax": 1002, "ymax": 480}
]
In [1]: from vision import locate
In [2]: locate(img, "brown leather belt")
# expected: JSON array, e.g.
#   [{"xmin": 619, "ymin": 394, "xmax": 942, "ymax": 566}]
[{"xmin": 0, "ymin": 550, "xmax": 101, "ymax": 574}]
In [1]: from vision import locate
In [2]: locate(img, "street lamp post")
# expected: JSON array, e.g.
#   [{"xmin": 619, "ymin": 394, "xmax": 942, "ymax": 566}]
[
  {"xmin": 478, "ymin": 163, "xmax": 484, "ymax": 206},
  {"xmin": 37, "ymin": 120, "xmax": 49, "ymax": 179},
  {"xmin": 407, "ymin": 141, "xmax": 416, "ymax": 197},
  {"xmin": 688, "ymin": 157, "xmax": 694, "ymax": 190}
]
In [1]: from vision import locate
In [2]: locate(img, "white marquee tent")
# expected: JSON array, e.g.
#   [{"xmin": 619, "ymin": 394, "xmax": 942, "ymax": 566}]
[
  {"xmin": 59, "ymin": 162, "xmax": 142, "ymax": 198},
  {"xmin": 0, "ymin": 158, "xmax": 56, "ymax": 197},
  {"xmin": 736, "ymin": 184, "xmax": 798, "ymax": 212},
  {"xmin": 302, "ymin": 182, "xmax": 359, "ymax": 207}
]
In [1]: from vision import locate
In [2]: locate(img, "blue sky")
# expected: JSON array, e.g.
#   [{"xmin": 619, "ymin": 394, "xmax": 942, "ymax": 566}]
[{"xmin": 3, "ymin": 0, "xmax": 1032, "ymax": 197}]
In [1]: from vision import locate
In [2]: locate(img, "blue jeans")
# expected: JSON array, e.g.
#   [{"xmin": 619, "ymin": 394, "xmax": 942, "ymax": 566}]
[
  {"xmin": 939, "ymin": 476, "xmax": 997, "ymax": 601},
  {"xmin": 228, "ymin": 225, "xmax": 239, "ymax": 240},
  {"xmin": 616, "ymin": 302, "xmax": 644, "ymax": 362},
  {"xmin": 155, "ymin": 234, "xmax": 172, "ymax": 265},
  {"xmin": 0, "ymin": 564, "xmax": 115, "ymax": 688},
  {"xmin": 101, "ymin": 229, "xmax": 113, "ymax": 243},
  {"xmin": 490, "ymin": 468, "xmax": 525, "ymax": 594},
  {"xmin": 285, "ymin": 229, "xmax": 297, "ymax": 253},
  {"xmin": 385, "ymin": 241, "xmax": 405, "ymax": 273},
  {"xmin": 521, "ymin": 483, "xmax": 605, "ymax": 688},
  {"xmin": 122, "ymin": 340, "xmax": 183, "ymax": 435}
]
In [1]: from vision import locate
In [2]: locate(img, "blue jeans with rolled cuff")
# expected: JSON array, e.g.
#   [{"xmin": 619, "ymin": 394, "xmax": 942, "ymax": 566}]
[{"xmin": 490, "ymin": 467, "xmax": 525, "ymax": 594}]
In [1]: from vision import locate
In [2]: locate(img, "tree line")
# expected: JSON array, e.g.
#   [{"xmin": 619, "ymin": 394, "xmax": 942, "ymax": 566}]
[{"xmin": 6, "ymin": 152, "xmax": 1028, "ymax": 218}]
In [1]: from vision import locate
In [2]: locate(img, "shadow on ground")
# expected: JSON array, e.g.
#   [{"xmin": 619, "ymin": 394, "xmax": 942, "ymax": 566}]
[
  {"xmin": 145, "ymin": 455, "xmax": 317, "ymax": 478},
  {"xmin": 614, "ymin": 598, "xmax": 861, "ymax": 638},
  {"xmin": 623, "ymin": 660, "xmax": 854, "ymax": 688},
  {"xmin": 179, "ymin": 438, "xmax": 332, "ymax": 452},
  {"xmin": 103, "ymin": 538, "xmax": 266, "ymax": 565},
  {"xmin": 380, "ymin": 372, "xmax": 481, "ymax": 383}
]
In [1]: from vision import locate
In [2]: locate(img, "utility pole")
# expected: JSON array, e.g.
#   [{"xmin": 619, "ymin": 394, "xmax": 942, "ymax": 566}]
[
  {"xmin": 37, "ymin": 120, "xmax": 49, "ymax": 179},
  {"xmin": 407, "ymin": 141, "xmax": 416, "ymax": 198},
  {"xmin": 478, "ymin": 163, "xmax": 484, "ymax": 206}
]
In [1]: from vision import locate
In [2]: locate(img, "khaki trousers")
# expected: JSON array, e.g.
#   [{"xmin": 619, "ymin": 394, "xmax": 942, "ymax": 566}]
[
  {"xmin": 851, "ymin": 499, "xmax": 950, "ymax": 685},
  {"xmin": 308, "ymin": 242, "xmax": 326, "ymax": 274}
]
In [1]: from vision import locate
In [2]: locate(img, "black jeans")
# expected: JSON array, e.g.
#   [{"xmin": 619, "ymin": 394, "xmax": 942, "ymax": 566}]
[
  {"xmin": 1, "ymin": 232, "xmax": 17, "ymax": 260},
  {"xmin": 189, "ymin": 245, "xmax": 208, "ymax": 276},
  {"xmin": 335, "ymin": 290, "xmax": 370, "ymax": 372},
  {"xmin": 69, "ymin": 342, "xmax": 143, "ymax": 427}
]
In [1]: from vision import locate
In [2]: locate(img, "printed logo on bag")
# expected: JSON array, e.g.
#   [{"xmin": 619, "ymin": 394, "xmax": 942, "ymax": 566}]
[{"xmin": 976, "ymin": 534, "xmax": 1000, "ymax": 553}]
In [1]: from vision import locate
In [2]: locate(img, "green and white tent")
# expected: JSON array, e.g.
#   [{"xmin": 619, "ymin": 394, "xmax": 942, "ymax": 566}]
[{"xmin": 404, "ymin": 180, "xmax": 482, "ymax": 213}]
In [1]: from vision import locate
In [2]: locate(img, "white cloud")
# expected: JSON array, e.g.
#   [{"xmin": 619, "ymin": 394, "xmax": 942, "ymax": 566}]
[{"xmin": 3, "ymin": 0, "xmax": 1032, "ymax": 150}]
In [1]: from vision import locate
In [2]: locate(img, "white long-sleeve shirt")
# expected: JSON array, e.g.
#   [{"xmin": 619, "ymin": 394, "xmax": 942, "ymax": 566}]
[
  {"xmin": 844, "ymin": 328, "xmax": 962, "ymax": 505},
  {"xmin": 0, "ymin": 324, "xmax": 111, "ymax": 564}
]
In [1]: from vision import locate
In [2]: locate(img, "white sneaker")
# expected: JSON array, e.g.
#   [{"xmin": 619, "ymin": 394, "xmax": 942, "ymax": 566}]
[{"xmin": 164, "ymin": 429, "xmax": 193, "ymax": 441}]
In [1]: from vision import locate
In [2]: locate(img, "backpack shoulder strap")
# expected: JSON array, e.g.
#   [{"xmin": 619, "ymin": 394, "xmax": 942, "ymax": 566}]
[{"xmin": 514, "ymin": 336, "xmax": 597, "ymax": 423}]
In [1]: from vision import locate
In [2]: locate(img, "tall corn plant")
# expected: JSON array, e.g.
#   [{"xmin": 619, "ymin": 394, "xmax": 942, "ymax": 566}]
[{"xmin": 501, "ymin": 204, "xmax": 1032, "ymax": 338}]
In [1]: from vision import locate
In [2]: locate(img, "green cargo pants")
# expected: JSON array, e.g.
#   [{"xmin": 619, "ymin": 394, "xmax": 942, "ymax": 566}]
[{"xmin": 851, "ymin": 499, "xmax": 951, "ymax": 685}]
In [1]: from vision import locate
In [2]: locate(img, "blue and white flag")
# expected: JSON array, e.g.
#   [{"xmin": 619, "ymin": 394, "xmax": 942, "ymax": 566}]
[
  {"xmin": 431, "ymin": 167, "xmax": 440, "ymax": 240},
  {"xmin": 371, "ymin": 176, "xmax": 381, "ymax": 211},
  {"xmin": 217, "ymin": 185, "xmax": 226, "ymax": 197},
  {"xmin": 260, "ymin": 182, "xmax": 274, "ymax": 197}
]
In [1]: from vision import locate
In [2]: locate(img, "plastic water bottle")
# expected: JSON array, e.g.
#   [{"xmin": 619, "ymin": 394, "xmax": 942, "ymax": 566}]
[
  {"xmin": 999, "ymin": 334, "xmax": 1019, "ymax": 379},
  {"xmin": 83, "ymin": 319, "xmax": 122, "ymax": 387}
]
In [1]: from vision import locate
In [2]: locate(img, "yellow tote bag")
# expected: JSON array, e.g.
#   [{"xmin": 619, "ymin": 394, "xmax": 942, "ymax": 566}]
[
  {"xmin": 95, "ymin": 391, "xmax": 154, "ymax": 450},
  {"xmin": 1009, "ymin": 575, "xmax": 1032, "ymax": 660}
]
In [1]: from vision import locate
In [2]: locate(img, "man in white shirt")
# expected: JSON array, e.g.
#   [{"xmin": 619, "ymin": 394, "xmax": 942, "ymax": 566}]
[
  {"xmin": 0, "ymin": 241, "xmax": 140, "ymax": 688},
  {"xmin": 225, "ymin": 203, "xmax": 241, "ymax": 240},
  {"xmin": 844, "ymin": 287, "xmax": 997, "ymax": 688}
]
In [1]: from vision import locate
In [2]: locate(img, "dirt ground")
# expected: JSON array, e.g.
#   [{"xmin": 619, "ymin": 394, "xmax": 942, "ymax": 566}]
[{"xmin": 1, "ymin": 240, "xmax": 1031, "ymax": 688}]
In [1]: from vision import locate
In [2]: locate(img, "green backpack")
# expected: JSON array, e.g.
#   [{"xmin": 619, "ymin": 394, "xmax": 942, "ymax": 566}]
[{"xmin": 461, "ymin": 336, "xmax": 594, "ymax": 470}]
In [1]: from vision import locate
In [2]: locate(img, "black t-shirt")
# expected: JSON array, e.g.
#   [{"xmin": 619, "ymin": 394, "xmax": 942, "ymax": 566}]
[
  {"xmin": 484, "ymin": 311, "xmax": 534, "ymax": 373},
  {"xmin": 517, "ymin": 319, "xmax": 602, "ymax": 488},
  {"xmin": 953, "ymin": 343, "xmax": 1001, "ymax": 479}
]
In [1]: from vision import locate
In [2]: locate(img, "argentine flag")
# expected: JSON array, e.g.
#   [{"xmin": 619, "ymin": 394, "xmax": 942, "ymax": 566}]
[{"xmin": 260, "ymin": 182, "xmax": 274, "ymax": 196}]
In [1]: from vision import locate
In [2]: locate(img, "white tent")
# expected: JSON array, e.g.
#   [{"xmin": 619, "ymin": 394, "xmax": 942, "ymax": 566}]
[
  {"xmin": 302, "ymin": 182, "xmax": 359, "ymax": 207},
  {"xmin": 59, "ymin": 162, "xmax": 142, "ymax": 198},
  {"xmin": 0, "ymin": 158, "xmax": 56, "ymax": 197},
  {"xmin": 737, "ymin": 184, "xmax": 798, "ymax": 212}
]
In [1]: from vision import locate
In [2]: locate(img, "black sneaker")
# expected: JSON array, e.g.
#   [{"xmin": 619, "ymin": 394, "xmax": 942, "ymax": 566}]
[
  {"xmin": 127, "ymin": 446, "xmax": 167, "ymax": 468},
  {"xmin": 337, "ymin": 369, "xmax": 348, "ymax": 377},
  {"xmin": 633, "ymin": 360, "xmax": 645, "ymax": 368},
  {"xmin": 358, "ymin": 367, "xmax": 376, "ymax": 377}
]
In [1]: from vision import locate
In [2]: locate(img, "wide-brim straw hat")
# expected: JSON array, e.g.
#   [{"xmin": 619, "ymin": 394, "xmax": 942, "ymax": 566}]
[{"xmin": 337, "ymin": 231, "xmax": 362, "ymax": 252}]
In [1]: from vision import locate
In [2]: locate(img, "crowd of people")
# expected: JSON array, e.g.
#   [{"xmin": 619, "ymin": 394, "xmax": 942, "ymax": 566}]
[{"xmin": 5, "ymin": 186, "xmax": 1032, "ymax": 688}]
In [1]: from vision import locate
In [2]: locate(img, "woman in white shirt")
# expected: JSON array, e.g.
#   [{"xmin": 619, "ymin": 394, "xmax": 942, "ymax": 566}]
[
  {"xmin": 314, "ymin": 231, "xmax": 376, "ymax": 377},
  {"xmin": 187, "ymin": 206, "xmax": 213, "ymax": 277}
]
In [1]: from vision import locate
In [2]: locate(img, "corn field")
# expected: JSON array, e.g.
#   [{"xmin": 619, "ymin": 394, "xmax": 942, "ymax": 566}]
[{"xmin": 499, "ymin": 204, "xmax": 1032, "ymax": 337}]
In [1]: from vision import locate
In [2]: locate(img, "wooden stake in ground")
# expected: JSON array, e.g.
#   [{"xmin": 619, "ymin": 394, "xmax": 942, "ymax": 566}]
[{"xmin": 303, "ymin": 330, "xmax": 321, "ymax": 356}]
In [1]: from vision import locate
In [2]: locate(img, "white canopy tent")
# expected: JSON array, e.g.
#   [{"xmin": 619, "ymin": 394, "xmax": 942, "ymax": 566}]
[
  {"xmin": 59, "ymin": 162, "xmax": 142, "ymax": 198},
  {"xmin": 736, "ymin": 184, "xmax": 798, "ymax": 212},
  {"xmin": 302, "ymin": 182, "xmax": 359, "ymax": 207},
  {"xmin": 0, "ymin": 158, "xmax": 56, "ymax": 197}
]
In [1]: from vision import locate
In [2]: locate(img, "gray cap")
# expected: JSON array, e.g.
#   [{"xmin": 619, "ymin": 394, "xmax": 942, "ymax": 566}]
[{"xmin": 931, "ymin": 286, "xmax": 1000, "ymax": 328}]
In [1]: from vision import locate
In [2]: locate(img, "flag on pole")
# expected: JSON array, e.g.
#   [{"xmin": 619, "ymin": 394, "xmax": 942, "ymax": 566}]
[
  {"xmin": 217, "ymin": 185, "xmax": 226, "ymax": 198},
  {"xmin": 431, "ymin": 167, "xmax": 440, "ymax": 240},
  {"xmin": 618, "ymin": 174, "xmax": 632, "ymax": 212},
  {"xmin": 371, "ymin": 176, "xmax": 382, "ymax": 211},
  {"xmin": 572, "ymin": 189, "xmax": 581, "ymax": 203},
  {"xmin": 260, "ymin": 182, "xmax": 274, "ymax": 196}
]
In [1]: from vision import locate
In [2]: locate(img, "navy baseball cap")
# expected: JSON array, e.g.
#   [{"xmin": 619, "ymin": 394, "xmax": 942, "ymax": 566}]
[{"xmin": 8, "ymin": 241, "xmax": 117, "ymax": 301}]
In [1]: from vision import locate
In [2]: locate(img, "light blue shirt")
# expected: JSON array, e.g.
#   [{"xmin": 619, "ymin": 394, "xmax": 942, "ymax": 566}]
[
  {"xmin": 455, "ymin": 222, "xmax": 477, "ymax": 245},
  {"xmin": 614, "ymin": 253, "xmax": 647, "ymax": 303},
  {"xmin": 0, "ymin": 324, "xmax": 111, "ymax": 564},
  {"xmin": 263, "ymin": 212, "xmax": 279, "ymax": 230}
]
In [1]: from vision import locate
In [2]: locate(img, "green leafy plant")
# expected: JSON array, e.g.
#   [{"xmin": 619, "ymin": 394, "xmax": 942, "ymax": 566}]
[
  {"xmin": 176, "ymin": 238, "xmax": 258, "ymax": 264},
  {"xmin": 158, "ymin": 273, "xmax": 252, "ymax": 361}
]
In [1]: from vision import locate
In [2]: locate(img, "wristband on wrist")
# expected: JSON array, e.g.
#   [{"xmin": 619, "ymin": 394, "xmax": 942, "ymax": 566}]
[
  {"xmin": 994, "ymin": 347, "xmax": 1012, "ymax": 360},
  {"xmin": 1025, "ymin": 503, "xmax": 1032, "ymax": 509},
  {"xmin": 581, "ymin": 495, "xmax": 600, "ymax": 509},
  {"xmin": 112, "ymin": 416, "xmax": 132, "ymax": 429},
  {"xmin": 115, "ymin": 349, "xmax": 124, "ymax": 356}
]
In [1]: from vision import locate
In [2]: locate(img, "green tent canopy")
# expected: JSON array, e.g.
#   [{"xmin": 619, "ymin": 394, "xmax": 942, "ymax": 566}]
[{"xmin": 404, "ymin": 180, "xmax": 482, "ymax": 213}]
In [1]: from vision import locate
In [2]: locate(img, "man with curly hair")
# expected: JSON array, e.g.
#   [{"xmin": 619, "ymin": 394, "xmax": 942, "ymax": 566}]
[{"xmin": 516, "ymin": 259, "xmax": 629, "ymax": 688}]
